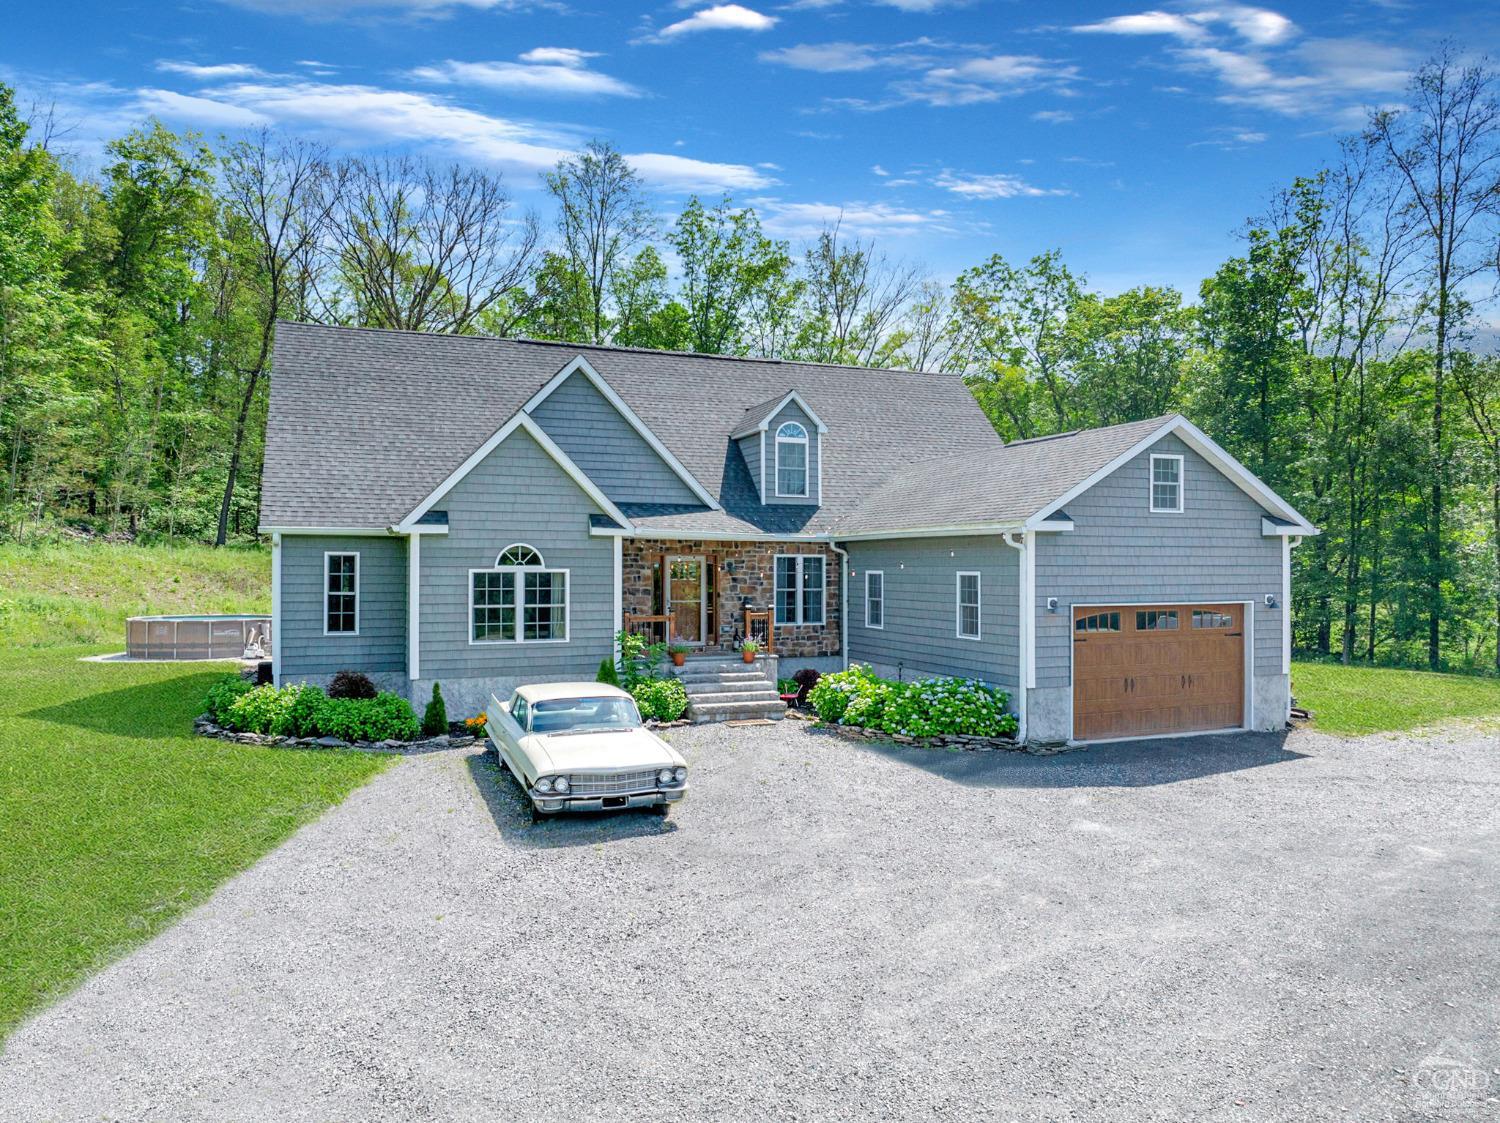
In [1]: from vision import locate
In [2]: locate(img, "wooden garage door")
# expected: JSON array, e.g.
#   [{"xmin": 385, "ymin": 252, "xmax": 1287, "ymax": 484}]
[{"xmin": 1072, "ymin": 604, "xmax": 1244, "ymax": 741}]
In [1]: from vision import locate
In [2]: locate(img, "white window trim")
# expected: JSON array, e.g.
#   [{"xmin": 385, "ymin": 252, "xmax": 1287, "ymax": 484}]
[
  {"xmin": 323, "ymin": 551, "xmax": 360, "ymax": 637},
  {"xmin": 774, "ymin": 553, "xmax": 826, "ymax": 626},
  {"xmin": 468, "ymin": 564, "xmax": 571, "ymax": 646},
  {"xmin": 774, "ymin": 422, "xmax": 810, "ymax": 499},
  {"xmin": 865, "ymin": 570, "xmax": 884, "ymax": 630},
  {"xmin": 1149, "ymin": 453, "xmax": 1185, "ymax": 514},
  {"xmin": 956, "ymin": 570, "xmax": 981, "ymax": 640}
]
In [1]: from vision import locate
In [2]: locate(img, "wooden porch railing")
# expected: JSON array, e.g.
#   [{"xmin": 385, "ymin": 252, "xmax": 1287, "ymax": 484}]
[{"xmin": 623, "ymin": 613, "xmax": 670, "ymax": 645}]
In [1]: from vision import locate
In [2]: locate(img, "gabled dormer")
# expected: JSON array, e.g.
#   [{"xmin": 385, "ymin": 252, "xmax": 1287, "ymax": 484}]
[{"xmin": 730, "ymin": 391, "xmax": 827, "ymax": 507}]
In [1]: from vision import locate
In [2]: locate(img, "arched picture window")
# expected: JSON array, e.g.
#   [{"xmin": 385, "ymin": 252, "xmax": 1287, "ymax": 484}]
[
  {"xmin": 471, "ymin": 544, "xmax": 567, "ymax": 644},
  {"xmin": 775, "ymin": 421, "xmax": 808, "ymax": 498}
]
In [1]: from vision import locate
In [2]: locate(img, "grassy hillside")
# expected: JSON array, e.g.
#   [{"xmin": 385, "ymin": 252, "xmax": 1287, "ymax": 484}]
[
  {"xmin": 1292, "ymin": 660, "xmax": 1500, "ymax": 736},
  {"xmin": 0, "ymin": 541, "xmax": 269, "ymax": 649}
]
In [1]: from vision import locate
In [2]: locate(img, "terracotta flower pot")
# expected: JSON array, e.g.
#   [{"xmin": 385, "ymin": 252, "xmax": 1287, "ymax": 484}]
[
  {"xmin": 671, "ymin": 652, "xmax": 686, "ymax": 667},
  {"xmin": 742, "ymin": 650, "xmax": 756, "ymax": 663}
]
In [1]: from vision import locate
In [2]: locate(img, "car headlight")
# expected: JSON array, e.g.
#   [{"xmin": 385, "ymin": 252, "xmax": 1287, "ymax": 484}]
[
  {"xmin": 553, "ymin": 775, "xmax": 570, "ymax": 793},
  {"xmin": 673, "ymin": 766, "xmax": 687, "ymax": 783},
  {"xmin": 535, "ymin": 777, "xmax": 554, "ymax": 793},
  {"xmin": 658, "ymin": 767, "xmax": 674, "ymax": 785}
]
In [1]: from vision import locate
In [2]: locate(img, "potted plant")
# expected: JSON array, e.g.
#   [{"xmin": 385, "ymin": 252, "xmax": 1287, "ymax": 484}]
[
  {"xmin": 741, "ymin": 638, "xmax": 760, "ymax": 664},
  {"xmin": 667, "ymin": 642, "xmax": 690, "ymax": 667}
]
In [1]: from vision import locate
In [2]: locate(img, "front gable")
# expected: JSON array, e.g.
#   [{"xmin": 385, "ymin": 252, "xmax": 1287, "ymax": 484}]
[{"xmin": 730, "ymin": 390, "xmax": 827, "ymax": 508}]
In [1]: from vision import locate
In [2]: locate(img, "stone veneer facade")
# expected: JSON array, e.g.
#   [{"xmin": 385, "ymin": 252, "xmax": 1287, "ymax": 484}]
[{"xmin": 621, "ymin": 539, "xmax": 842, "ymax": 659}]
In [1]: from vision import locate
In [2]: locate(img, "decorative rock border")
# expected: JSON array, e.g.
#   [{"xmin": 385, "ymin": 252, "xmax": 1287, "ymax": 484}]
[{"xmin": 193, "ymin": 716, "xmax": 476, "ymax": 755}]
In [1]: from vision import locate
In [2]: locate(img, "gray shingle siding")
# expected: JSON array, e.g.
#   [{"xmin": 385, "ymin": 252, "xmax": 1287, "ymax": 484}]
[
  {"xmin": 416, "ymin": 425, "xmax": 614, "ymax": 684},
  {"xmin": 280, "ymin": 534, "xmax": 407, "ymax": 677},
  {"xmin": 765, "ymin": 400, "xmax": 820, "ymax": 507},
  {"xmin": 529, "ymin": 369, "xmax": 702, "ymax": 506},
  {"xmin": 735, "ymin": 432, "xmax": 762, "ymax": 501},
  {"xmin": 1033, "ymin": 434, "xmax": 1284, "ymax": 688},
  {"xmin": 844, "ymin": 536, "xmax": 1020, "ymax": 695}
]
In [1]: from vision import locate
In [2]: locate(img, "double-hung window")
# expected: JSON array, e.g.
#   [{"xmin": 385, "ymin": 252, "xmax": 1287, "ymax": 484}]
[
  {"xmin": 471, "ymin": 544, "xmax": 568, "ymax": 643},
  {"xmin": 956, "ymin": 571, "xmax": 981, "ymax": 640},
  {"xmin": 775, "ymin": 554, "xmax": 825, "ymax": 626},
  {"xmin": 865, "ymin": 570, "xmax": 884, "ymax": 629},
  {"xmin": 324, "ymin": 552, "xmax": 358, "ymax": 635},
  {"xmin": 775, "ymin": 422, "xmax": 808, "ymax": 498},
  {"xmin": 1150, "ymin": 453, "xmax": 1184, "ymax": 513}
]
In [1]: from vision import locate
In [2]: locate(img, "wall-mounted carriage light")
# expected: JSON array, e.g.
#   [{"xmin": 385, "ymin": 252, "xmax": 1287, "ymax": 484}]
[{"xmin": 1046, "ymin": 597, "xmax": 1059, "ymax": 613}]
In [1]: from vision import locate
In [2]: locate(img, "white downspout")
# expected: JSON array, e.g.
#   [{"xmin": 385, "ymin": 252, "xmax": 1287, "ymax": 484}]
[
  {"xmin": 829, "ymin": 541, "xmax": 850, "ymax": 671},
  {"xmin": 270, "ymin": 532, "xmax": 282, "ymax": 686},
  {"xmin": 1001, "ymin": 531, "xmax": 1028, "ymax": 744},
  {"xmin": 407, "ymin": 531, "xmax": 421, "ymax": 682}
]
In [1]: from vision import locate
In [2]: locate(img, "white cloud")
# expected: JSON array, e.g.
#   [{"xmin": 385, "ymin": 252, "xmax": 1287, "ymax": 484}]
[
  {"xmin": 1073, "ymin": 11, "xmax": 1206, "ymax": 40},
  {"xmin": 155, "ymin": 80, "xmax": 773, "ymax": 190},
  {"xmin": 154, "ymin": 60, "xmax": 268, "ymax": 80},
  {"xmin": 933, "ymin": 170, "xmax": 1070, "ymax": 199},
  {"xmin": 872, "ymin": 164, "xmax": 889, "ymax": 176},
  {"xmin": 135, "ymin": 88, "xmax": 274, "ymax": 128},
  {"xmin": 759, "ymin": 42, "xmax": 883, "ymax": 72},
  {"xmin": 650, "ymin": 4, "xmax": 777, "ymax": 41},
  {"xmin": 409, "ymin": 56, "xmax": 641, "ymax": 98},
  {"xmin": 1221, "ymin": 6, "xmax": 1296, "ymax": 45},
  {"xmin": 876, "ymin": 0, "xmax": 969, "ymax": 10},
  {"xmin": 1032, "ymin": 109, "xmax": 1075, "ymax": 123},
  {"xmin": 898, "ymin": 54, "xmax": 1079, "ymax": 106},
  {"xmin": 756, "ymin": 199, "xmax": 946, "ymax": 239},
  {"xmin": 518, "ymin": 47, "xmax": 597, "ymax": 66}
]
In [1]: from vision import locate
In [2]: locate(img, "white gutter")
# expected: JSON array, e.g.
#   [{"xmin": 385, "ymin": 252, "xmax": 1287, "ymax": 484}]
[
  {"xmin": 829, "ymin": 541, "xmax": 851, "ymax": 671},
  {"xmin": 1001, "ymin": 532, "xmax": 1029, "ymax": 744}
]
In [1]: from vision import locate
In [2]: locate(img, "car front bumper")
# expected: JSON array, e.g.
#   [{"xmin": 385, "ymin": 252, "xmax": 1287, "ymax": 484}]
[{"xmin": 532, "ymin": 787, "xmax": 687, "ymax": 814}]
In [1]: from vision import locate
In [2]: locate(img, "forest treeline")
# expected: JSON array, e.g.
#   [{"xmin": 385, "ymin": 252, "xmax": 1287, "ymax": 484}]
[{"xmin": 2, "ymin": 49, "xmax": 1499, "ymax": 671}]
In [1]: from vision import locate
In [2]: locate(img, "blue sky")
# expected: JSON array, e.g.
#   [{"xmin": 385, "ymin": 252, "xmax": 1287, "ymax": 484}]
[{"xmin": 5, "ymin": 0, "xmax": 1495, "ymax": 295}]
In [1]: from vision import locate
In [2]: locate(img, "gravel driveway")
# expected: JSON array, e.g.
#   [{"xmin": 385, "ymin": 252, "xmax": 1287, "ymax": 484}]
[{"xmin": 2, "ymin": 720, "xmax": 1498, "ymax": 1122}]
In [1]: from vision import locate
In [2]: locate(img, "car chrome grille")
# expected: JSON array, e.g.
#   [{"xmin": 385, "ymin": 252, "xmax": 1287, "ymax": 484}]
[{"xmin": 564, "ymin": 769, "xmax": 661, "ymax": 796}]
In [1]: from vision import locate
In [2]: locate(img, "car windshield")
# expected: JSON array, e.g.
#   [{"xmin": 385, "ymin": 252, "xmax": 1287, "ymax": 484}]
[{"xmin": 528, "ymin": 697, "xmax": 643, "ymax": 735}]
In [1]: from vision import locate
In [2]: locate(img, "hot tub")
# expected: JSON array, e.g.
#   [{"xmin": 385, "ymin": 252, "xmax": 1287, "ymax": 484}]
[{"xmin": 125, "ymin": 615, "xmax": 272, "ymax": 661}]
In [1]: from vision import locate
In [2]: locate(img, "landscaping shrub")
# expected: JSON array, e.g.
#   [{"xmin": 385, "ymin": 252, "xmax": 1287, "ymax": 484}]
[
  {"xmin": 808, "ymin": 664, "xmax": 1017, "ymax": 740},
  {"xmin": 288, "ymin": 684, "xmax": 326, "ymax": 738},
  {"xmin": 204, "ymin": 674, "xmax": 252, "ymax": 722},
  {"xmin": 223, "ymin": 683, "xmax": 318, "ymax": 737},
  {"xmin": 631, "ymin": 677, "xmax": 688, "ymax": 722},
  {"xmin": 596, "ymin": 656, "xmax": 621, "ymax": 687},
  {"xmin": 421, "ymin": 682, "xmax": 447, "ymax": 736},
  {"xmin": 616, "ymin": 629, "xmax": 665, "ymax": 686},
  {"xmin": 328, "ymin": 670, "xmax": 377, "ymax": 700},
  {"xmin": 316, "ymin": 692, "xmax": 419, "ymax": 743}
]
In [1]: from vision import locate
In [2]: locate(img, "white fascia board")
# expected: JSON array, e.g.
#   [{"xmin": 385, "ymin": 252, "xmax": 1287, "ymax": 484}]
[
  {"xmin": 587, "ymin": 526, "xmax": 631, "ymax": 538},
  {"xmin": 1023, "ymin": 415, "xmax": 1318, "ymax": 534},
  {"xmin": 258, "ymin": 526, "xmax": 398, "ymax": 537},
  {"xmin": 396, "ymin": 412, "xmax": 634, "ymax": 533},
  {"xmin": 1030, "ymin": 519, "xmax": 1074, "ymax": 532},
  {"xmin": 522, "ymin": 355, "xmax": 722, "ymax": 511},
  {"xmin": 1263, "ymin": 516, "xmax": 1320, "ymax": 537},
  {"xmin": 730, "ymin": 390, "xmax": 830, "ymax": 439},
  {"xmin": 623, "ymin": 529, "xmax": 830, "ymax": 544}
]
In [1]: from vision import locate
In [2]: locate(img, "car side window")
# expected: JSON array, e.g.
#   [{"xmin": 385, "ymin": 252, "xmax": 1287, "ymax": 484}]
[{"xmin": 510, "ymin": 695, "xmax": 528, "ymax": 731}]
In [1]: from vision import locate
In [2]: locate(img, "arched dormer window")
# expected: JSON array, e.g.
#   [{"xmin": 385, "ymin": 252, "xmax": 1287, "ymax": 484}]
[
  {"xmin": 775, "ymin": 421, "xmax": 809, "ymax": 498},
  {"xmin": 472, "ymin": 544, "xmax": 567, "ymax": 644}
]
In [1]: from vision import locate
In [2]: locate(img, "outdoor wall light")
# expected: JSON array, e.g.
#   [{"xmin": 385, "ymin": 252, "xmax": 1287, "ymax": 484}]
[
  {"xmin": 1264, "ymin": 593, "xmax": 1278, "ymax": 608},
  {"xmin": 1046, "ymin": 597, "xmax": 1059, "ymax": 613}
]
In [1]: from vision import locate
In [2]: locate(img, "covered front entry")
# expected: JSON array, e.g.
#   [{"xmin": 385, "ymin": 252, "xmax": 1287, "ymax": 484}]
[
  {"xmin": 667, "ymin": 556, "xmax": 707, "ymax": 645},
  {"xmin": 1072, "ymin": 603, "xmax": 1245, "ymax": 741}
]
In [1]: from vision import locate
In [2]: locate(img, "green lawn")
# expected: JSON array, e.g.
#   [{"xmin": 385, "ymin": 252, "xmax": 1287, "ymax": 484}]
[
  {"xmin": 0, "ymin": 647, "xmax": 389, "ymax": 1038},
  {"xmin": 1292, "ymin": 660, "xmax": 1500, "ymax": 736},
  {"xmin": 0, "ymin": 541, "xmax": 269, "ymax": 649}
]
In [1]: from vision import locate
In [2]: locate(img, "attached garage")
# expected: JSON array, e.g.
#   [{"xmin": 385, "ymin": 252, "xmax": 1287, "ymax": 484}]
[{"xmin": 1072, "ymin": 603, "xmax": 1247, "ymax": 741}]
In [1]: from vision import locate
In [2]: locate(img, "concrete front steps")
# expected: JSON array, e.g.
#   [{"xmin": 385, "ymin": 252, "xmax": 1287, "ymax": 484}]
[{"xmin": 672, "ymin": 658, "xmax": 786, "ymax": 724}]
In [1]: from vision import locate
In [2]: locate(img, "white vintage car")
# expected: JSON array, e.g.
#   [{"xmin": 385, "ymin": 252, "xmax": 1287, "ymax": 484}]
[{"xmin": 487, "ymin": 683, "xmax": 688, "ymax": 820}]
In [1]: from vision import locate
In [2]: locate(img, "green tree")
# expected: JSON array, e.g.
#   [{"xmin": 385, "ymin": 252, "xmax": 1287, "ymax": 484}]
[{"xmin": 667, "ymin": 196, "xmax": 788, "ymax": 355}]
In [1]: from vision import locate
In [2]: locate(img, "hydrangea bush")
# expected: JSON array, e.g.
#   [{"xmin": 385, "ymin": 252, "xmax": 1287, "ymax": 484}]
[{"xmin": 808, "ymin": 664, "xmax": 1017, "ymax": 740}]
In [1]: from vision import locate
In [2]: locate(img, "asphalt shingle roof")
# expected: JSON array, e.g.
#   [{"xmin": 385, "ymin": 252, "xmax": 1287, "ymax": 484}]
[{"xmin": 261, "ymin": 322, "xmax": 1183, "ymax": 538}]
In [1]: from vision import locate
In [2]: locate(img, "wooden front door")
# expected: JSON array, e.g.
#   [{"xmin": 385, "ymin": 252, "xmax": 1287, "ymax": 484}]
[
  {"xmin": 1072, "ymin": 603, "xmax": 1245, "ymax": 741},
  {"xmin": 667, "ymin": 557, "xmax": 706, "ymax": 645}
]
